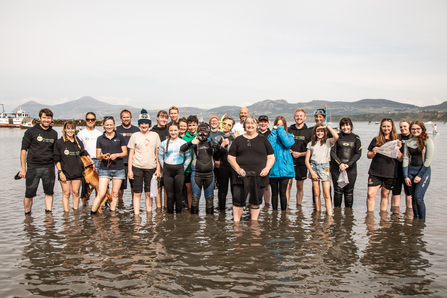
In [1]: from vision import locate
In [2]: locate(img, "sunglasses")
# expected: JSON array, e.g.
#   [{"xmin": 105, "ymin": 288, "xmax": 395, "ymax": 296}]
[
  {"xmin": 86, "ymin": 118, "xmax": 96, "ymax": 122},
  {"xmin": 222, "ymin": 122, "xmax": 233, "ymax": 128},
  {"xmin": 381, "ymin": 118, "xmax": 393, "ymax": 123},
  {"xmin": 247, "ymin": 139, "xmax": 251, "ymax": 147},
  {"xmin": 169, "ymin": 106, "xmax": 178, "ymax": 111}
]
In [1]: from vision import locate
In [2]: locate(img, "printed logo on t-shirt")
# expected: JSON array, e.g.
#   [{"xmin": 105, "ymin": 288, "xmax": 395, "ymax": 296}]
[
  {"xmin": 64, "ymin": 149, "xmax": 70, "ymax": 155},
  {"xmin": 37, "ymin": 135, "xmax": 43, "ymax": 142},
  {"xmin": 85, "ymin": 137, "xmax": 90, "ymax": 141},
  {"xmin": 121, "ymin": 133, "xmax": 133, "ymax": 137},
  {"xmin": 343, "ymin": 142, "xmax": 350, "ymax": 146},
  {"xmin": 144, "ymin": 138, "xmax": 151, "ymax": 146}
]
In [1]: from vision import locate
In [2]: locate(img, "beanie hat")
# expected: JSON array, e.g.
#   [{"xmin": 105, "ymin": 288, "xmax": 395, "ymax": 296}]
[
  {"xmin": 209, "ymin": 116, "xmax": 219, "ymax": 124},
  {"xmin": 138, "ymin": 109, "xmax": 152, "ymax": 126}
]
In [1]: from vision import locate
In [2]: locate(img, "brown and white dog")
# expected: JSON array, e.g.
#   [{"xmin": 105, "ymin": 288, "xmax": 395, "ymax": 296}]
[{"xmin": 80, "ymin": 155, "xmax": 112, "ymax": 213}]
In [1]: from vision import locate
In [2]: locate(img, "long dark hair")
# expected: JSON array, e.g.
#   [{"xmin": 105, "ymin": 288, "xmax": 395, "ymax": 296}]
[
  {"xmin": 311, "ymin": 123, "xmax": 327, "ymax": 146},
  {"xmin": 338, "ymin": 117, "xmax": 353, "ymax": 139}
]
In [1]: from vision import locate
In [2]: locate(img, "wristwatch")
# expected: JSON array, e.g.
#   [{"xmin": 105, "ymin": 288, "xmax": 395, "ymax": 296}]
[{"xmin": 58, "ymin": 170, "xmax": 62, "ymax": 174}]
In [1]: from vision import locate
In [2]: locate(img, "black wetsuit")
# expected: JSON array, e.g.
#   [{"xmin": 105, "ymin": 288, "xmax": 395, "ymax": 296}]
[
  {"xmin": 180, "ymin": 139, "xmax": 226, "ymax": 214},
  {"xmin": 215, "ymin": 132, "xmax": 235, "ymax": 211},
  {"xmin": 392, "ymin": 134, "xmax": 411, "ymax": 196},
  {"xmin": 330, "ymin": 132, "xmax": 362, "ymax": 208}
]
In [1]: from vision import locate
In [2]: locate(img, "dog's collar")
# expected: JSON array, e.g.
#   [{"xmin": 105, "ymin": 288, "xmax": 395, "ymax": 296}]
[{"xmin": 85, "ymin": 163, "xmax": 94, "ymax": 169}]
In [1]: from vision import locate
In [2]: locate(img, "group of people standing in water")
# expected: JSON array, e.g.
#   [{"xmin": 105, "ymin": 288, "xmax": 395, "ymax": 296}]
[{"xmin": 19, "ymin": 106, "xmax": 434, "ymax": 221}]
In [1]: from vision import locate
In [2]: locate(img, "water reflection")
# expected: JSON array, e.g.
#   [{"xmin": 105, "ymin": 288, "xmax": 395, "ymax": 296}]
[{"xmin": 361, "ymin": 212, "xmax": 432, "ymax": 295}]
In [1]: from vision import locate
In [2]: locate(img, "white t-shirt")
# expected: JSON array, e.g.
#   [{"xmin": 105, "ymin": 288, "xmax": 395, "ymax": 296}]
[
  {"xmin": 128, "ymin": 131, "xmax": 161, "ymax": 169},
  {"xmin": 232, "ymin": 122, "xmax": 245, "ymax": 135},
  {"xmin": 306, "ymin": 138, "xmax": 333, "ymax": 163},
  {"xmin": 77, "ymin": 128, "xmax": 102, "ymax": 158}
]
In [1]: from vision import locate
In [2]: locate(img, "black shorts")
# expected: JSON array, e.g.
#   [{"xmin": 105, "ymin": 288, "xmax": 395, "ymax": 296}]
[
  {"xmin": 132, "ymin": 166, "xmax": 155, "ymax": 194},
  {"xmin": 120, "ymin": 165, "xmax": 135, "ymax": 190},
  {"xmin": 25, "ymin": 167, "xmax": 55, "ymax": 198},
  {"xmin": 392, "ymin": 172, "xmax": 411, "ymax": 196},
  {"xmin": 368, "ymin": 175, "xmax": 395, "ymax": 190},
  {"xmin": 232, "ymin": 184, "xmax": 265, "ymax": 207},
  {"xmin": 184, "ymin": 172, "xmax": 192, "ymax": 184},
  {"xmin": 293, "ymin": 163, "xmax": 308, "ymax": 181}
]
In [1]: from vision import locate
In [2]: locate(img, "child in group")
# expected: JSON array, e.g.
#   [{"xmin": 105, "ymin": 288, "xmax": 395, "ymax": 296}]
[
  {"xmin": 182, "ymin": 115, "xmax": 199, "ymax": 208},
  {"xmin": 305, "ymin": 123, "xmax": 339, "ymax": 216},
  {"xmin": 159, "ymin": 122, "xmax": 191, "ymax": 214},
  {"xmin": 180, "ymin": 123, "xmax": 226, "ymax": 214}
]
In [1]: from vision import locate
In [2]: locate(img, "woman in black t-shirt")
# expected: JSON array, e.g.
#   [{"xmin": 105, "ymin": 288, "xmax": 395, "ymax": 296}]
[
  {"xmin": 54, "ymin": 120, "xmax": 91, "ymax": 212},
  {"xmin": 228, "ymin": 116, "xmax": 275, "ymax": 222},
  {"xmin": 366, "ymin": 118, "xmax": 402, "ymax": 212}
]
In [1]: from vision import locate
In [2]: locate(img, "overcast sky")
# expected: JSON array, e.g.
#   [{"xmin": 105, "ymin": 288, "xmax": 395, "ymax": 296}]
[{"xmin": 1, "ymin": 0, "xmax": 446, "ymax": 111}]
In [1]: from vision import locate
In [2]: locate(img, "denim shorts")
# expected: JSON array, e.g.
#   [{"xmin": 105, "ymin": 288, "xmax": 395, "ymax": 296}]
[
  {"xmin": 309, "ymin": 161, "xmax": 330, "ymax": 181},
  {"xmin": 97, "ymin": 168, "xmax": 126, "ymax": 180}
]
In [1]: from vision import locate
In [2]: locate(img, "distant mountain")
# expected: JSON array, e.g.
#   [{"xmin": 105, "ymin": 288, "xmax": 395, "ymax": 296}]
[{"xmin": 13, "ymin": 96, "xmax": 446, "ymax": 123}]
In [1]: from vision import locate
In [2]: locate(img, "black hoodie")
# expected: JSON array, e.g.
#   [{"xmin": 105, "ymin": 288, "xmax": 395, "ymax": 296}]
[
  {"xmin": 151, "ymin": 125, "xmax": 168, "ymax": 142},
  {"xmin": 21, "ymin": 124, "xmax": 58, "ymax": 168}
]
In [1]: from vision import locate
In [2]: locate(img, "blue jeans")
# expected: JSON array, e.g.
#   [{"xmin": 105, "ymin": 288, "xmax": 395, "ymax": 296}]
[{"xmin": 408, "ymin": 166, "xmax": 431, "ymax": 220}]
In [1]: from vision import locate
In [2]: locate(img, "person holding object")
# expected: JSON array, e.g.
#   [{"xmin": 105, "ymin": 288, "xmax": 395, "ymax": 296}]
[
  {"xmin": 305, "ymin": 124, "xmax": 339, "ymax": 216},
  {"xmin": 20, "ymin": 108, "xmax": 58, "ymax": 214},
  {"xmin": 330, "ymin": 118, "xmax": 362, "ymax": 208},
  {"xmin": 403, "ymin": 120, "xmax": 434, "ymax": 220},
  {"xmin": 127, "ymin": 109, "xmax": 161, "ymax": 215},
  {"xmin": 366, "ymin": 118, "xmax": 402, "ymax": 212},
  {"xmin": 91, "ymin": 117, "xmax": 127, "ymax": 214},
  {"xmin": 267, "ymin": 116, "xmax": 295, "ymax": 211},
  {"xmin": 228, "ymin": 116, "xmax": 275, "ymax": 222}
]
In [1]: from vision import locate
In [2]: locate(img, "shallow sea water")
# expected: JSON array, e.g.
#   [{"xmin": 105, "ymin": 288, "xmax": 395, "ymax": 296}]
[{"xmin": 1, "ymin": 122, "xmax": 446, "ymax": 297}]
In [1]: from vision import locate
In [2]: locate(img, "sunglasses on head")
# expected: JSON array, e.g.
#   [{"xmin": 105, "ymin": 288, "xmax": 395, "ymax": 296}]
[
  {"xmin": 169, "ymin": 106, "xmax": 178, "ymax": 111},
  {"xmin": 381, "ymin": 118, "xmax": 393, "ymax": 123}
]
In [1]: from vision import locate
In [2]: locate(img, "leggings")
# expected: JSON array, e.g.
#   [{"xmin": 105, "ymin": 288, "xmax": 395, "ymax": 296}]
[
  {"xmin": 217, "ymin": 165, "xmax": 233, "ymax": 210},
  {"xmin": 331, "ymin": 165, "xmax": 357, "ymax": 208},
  {"xmin": 163, "ymin": 163, "xmax": 185, "ymax": 214},
  {"xmin": 408, "ymin": 166, "xmax": 431, "ymax": 219},
  {"xmin": 269, "ymin": 177, "xmax": 290, "ymax": 210},
  {"xmin": 191, "ymin": 171, "xmax": 215, "ymax": 209}
]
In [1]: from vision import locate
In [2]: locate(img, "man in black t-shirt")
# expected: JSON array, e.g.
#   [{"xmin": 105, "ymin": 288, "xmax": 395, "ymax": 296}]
[
  {"xmin": 116, "ymin": 109, "xmax": 140, "ymax": 201},
  {"xmin": 287, "ymin": 109, "xmax": 312, "ymax": 205},
  {"xmin": 19, "ymin": 108, "xmax": 58, "ymax": 214}
]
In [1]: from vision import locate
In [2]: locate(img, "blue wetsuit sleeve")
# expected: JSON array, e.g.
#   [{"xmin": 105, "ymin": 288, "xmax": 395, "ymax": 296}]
[
  {"xmin": 347, "ymin": 136, "xmax": 362, "ymax": 167},
  {"xmin": 417, "ymin": 138, "xmax": 434, "ymax": 178},
  {"xmin": 402, "ymin": 143, "xmax": 409, "ymax": 178},
  {"xmin": 184, "ymin": 149, "xmax": 192, "ymax": 172}
]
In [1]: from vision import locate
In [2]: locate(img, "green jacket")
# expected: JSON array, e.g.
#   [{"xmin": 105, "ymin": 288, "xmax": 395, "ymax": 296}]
[{"xmin": 182, "ymin": 131, "xmax": 197, "ymax": 173}]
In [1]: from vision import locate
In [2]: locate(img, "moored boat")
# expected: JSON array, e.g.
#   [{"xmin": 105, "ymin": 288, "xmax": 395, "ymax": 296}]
[{"xmin": 0, "ymin": 105, "xmax": 31, "ymax": 128}]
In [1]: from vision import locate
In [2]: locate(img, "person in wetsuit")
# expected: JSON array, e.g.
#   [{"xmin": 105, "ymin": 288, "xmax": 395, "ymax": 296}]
[
  {"xmin": 214, "ymin": 116, "xmax": 234, "ymax": 211},
  {"xmin": 180, "ymin": 123, "xmax": 226, "ymax": 214},
  {"xmin": 403, "ymin": 120, "xmax": 434, "ymax": 220},
  {"xmin": 330, "ymin": 118, "xmax": 362, "ymax": 208},
  {"xmin": 391, "ymin": 120, "xmax": 412, "ymax": 210}
]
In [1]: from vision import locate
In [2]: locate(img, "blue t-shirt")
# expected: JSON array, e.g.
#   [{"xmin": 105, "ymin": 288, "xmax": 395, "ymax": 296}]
[
  {"xmin": 96, "ymin": 132, "xmax": 127, "ymax": 170},
  {"xmin": 159, "ymin": 138, "xmax": 191, "ymax": 172},
  {"xmin": 116, "ymin": 125, "xmax": 140, "ymax": 164}
]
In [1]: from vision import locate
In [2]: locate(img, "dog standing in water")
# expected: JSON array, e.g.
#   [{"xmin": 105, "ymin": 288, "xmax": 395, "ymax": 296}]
[{"xmin": 80, "ymin": 155, "xmax": 112, "ymax": 213}]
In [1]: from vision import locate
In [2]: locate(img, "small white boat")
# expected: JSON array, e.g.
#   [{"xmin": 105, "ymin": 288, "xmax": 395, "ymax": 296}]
[
  {"xmin": 0, "ymin": 105, "xmax": 31, "ymax": 128},
  {"xmin": 20, "ymin": 117, "xmax": 34, "ymax": 129}
]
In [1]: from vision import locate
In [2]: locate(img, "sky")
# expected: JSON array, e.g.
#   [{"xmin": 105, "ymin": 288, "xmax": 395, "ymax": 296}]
[{"xmin": 1, "ymin": 0, "xmax": 446, "ymax": 111}]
